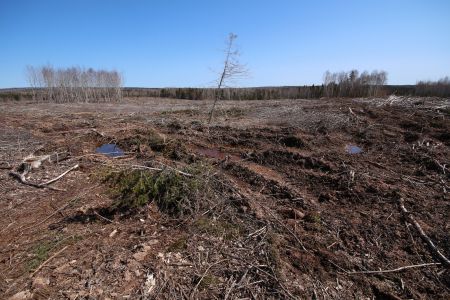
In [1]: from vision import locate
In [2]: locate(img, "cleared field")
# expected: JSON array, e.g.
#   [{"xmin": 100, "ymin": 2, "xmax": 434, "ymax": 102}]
[{"xmin": 1, "ymin": 97, "xmax": 449, "ymax": 299}]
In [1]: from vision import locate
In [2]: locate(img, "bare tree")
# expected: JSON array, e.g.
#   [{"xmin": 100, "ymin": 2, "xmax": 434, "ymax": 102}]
[
  {"xmin": 323, "ymin": 69, "xmax": 388, "ymax": 97},
  {"xmin": 208, "ymin": 33, "xmax": 248, "ymax": 124},
  {"xmin": 25, "ymin": 65, "xmax": 123, "ymax": 103}
]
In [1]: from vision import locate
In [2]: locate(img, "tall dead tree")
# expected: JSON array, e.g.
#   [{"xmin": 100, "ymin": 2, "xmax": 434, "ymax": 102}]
[{"xmin": 208, "ymin": 33, "xmax": 247, "ymax": 124}]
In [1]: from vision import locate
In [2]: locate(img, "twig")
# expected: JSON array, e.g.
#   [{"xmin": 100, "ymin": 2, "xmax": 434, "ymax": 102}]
[
  {"xmin": 191, "ymin": 260, "xmax": 226, "ymax": 296},
  {"xmin": 31, "ymin": 245, "xmax": 69, "ymax": 276},
  {"xmin": 9, "ymin": 171, "xmax": 64, "ymax": 191},
  {"xmin": 224, "ymin": 253, "xmax": 297, "ymax": 300},
  {"xmin": 266, "ymin": 208, "xmax": 307, "ymax": 251},
  {"xmin": 41, "ymin": 164, "xmax": 79, "ymax": 186},
  {"xmin": 224, "ymin": 278, "xmax": 237, "ymax": 300},
  {"xmin": 9, "ymin": 163, "xmax": 78, "ymax": 191},
  {"xmin": 399, "ymin": 198, "xmax": 450, "ymax": 268},
  {"xmin": 154, "ymin": 161, "xmax": 193, "ymax": 177},
  {"xmin": 346, "ymin": 262, "xmax": 441, "ymax": 274},
  {"xmin": 22, "ymin": 186, "xmax": 96, "ymax": 232},
  {"xmin": 24, "ymin": 202, "xmax": 73, "ymax": 232},
  {"xmin": 91, "ymin": 128, "xmax": 105, "ymax": 137},
  {"xmin": 131, "ymin": 165, "xmax": 164, "ymax": 171},
  {"xmin": 107, "ymin": 162, "xmax": 193, "ymax": 177},
  {"xmin": 94, "ymin": 211, "xmax": 114, "ymax": 223}
]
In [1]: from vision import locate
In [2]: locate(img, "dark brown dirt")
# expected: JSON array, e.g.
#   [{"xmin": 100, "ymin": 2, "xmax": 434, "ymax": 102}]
[{"xmin": 0, "ymin": 97, "xmax": 449, "ymax": 299}]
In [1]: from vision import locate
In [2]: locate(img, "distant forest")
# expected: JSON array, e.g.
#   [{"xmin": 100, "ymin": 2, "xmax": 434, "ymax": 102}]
[{"xmin": 1, "ymin": 69, "xmax": 449, "ymax": 102}]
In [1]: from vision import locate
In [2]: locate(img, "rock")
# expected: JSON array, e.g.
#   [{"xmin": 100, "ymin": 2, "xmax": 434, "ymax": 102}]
[{"xmin": 32, "ymin": 276, "xmax": 50, "ymax": 289}]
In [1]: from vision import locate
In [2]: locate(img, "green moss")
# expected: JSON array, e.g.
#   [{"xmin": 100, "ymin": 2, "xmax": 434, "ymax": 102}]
[
  {"xmin": 26, "ymin": 235, "xmax": 83, "ymax": 272},
  {"xmin": 304, "ymin": 213, "xmax": 321, "ymax": 224},
  {"xmin": 27, "ymin": 241, "xmax": 55, "ymax": 271},
  {"xmin": 197, "ymin": 274, "xmax": 219, "ymax": 290},
  {"xmin": 167, "ymin": 236, "xmax": 188, "ymax": 252}
]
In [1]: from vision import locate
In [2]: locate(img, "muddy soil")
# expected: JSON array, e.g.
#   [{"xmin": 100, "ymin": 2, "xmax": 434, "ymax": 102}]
[{"xmin": 0, "ymin": 97, "xmax": 449, "ymax": 299}]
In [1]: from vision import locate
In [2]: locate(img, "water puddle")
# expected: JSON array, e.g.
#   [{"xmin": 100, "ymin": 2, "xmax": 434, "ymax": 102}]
[
  {"xmin": 96, "ymin": 144, "xmax": 124, "ymax": 157},
  {"xmin": 346, "ymin": 145, "xmax": 362, "ymax": 154}
]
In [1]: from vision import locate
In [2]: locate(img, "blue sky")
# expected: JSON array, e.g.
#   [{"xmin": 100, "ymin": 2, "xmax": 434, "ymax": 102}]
[{"xmin": 1, "ymin": 0, "xmax": 449, "ymax": 88}]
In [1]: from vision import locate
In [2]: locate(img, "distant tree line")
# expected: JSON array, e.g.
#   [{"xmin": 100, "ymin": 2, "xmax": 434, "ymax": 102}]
[
  {"xmin": 323, "ymin": 70, "xmax": 388, "ymax": 97},
  {"xmin": 122, "ymin": 70, "xmax": 389, "ymax": 100},
  {"xmin": 26, "ymin": 65, "xmax": 123, "ymax": 102},
  {"xmin": 3, "ymin": 68, "xmax": 447, "ymax": 102},
  {"xmin": 122, "ymin": 86, "xmax": 325, "ymax": 100},
  {"xmin": 415, "ymin": 77, "xmax": 450, "ymax": 97}
]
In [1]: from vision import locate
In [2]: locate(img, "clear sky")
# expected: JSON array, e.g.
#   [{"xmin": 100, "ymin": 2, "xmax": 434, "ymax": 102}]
[{"xmin": 1, "ymin": 0, "xmax": 449, "ymax": 88}]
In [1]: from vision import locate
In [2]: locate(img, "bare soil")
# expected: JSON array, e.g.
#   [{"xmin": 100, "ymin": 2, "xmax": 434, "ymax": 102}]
[{"xmin": 0, "ymin": 96, "xmax": 449, "ymax": 299}]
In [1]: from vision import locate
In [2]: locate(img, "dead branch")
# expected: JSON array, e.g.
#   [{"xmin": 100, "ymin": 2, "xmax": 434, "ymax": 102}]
[
  {"xmin": 22, "ymin": 186, "xmax": 96, "ymax": 233},
  {"xmin": 224, "ymin": 252, "xmax": 297, "ymax": 300},
  {"xmin": 265, "ymin": 208, "xmax": 307, "ymax": 251},
  {"xmin": 9, "ymin": 164, "xmax": 78, "ymax": 190},
  {"xmin": 42, "ymin": 164, "xmax": 79, "ymax": 186},
  {"xmin": 25, "ymin": 202, "xmax": 72, "ymax": 231},
  {"xmin": 346, "ymin": 262, "xmax": 441, "ymax": 274},
  {"xmin": 91, "ymin": 128, "xmax": 105, "ymax": 137},
  {"xmin": 31, "ymin": 245, "xmax": 69, "ymax": 277},
  {"xmin": 106, "ymin": 162, "xmax": 193, "ymax": 177},
  {"xmin": 94, "ymin": 211, "xmax": 114, "ymax": 223},
  {"xmin": 224, "ymin": 278, "xmax": 237, "ymax": 300},
  {"xmin": 399, "ymin": 198, "xmax": 450, "ymax": 268},
  {"xmin": 151, "ymin": 161, "xmax": 193, "ymax": 177},
  {"xmin": 131, "ymin": 164, "xmax": 164, "ymax": 172},
  {"xmin": 9, "ymin": 171, "xmax": 64, "ymax": 191},
  {"xmin": 191, "ymin": 259, "xmax": 226, "ymax": 297}
]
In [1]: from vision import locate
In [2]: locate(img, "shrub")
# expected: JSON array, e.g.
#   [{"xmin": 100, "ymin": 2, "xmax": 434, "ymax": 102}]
[{"xmin": 104, "ymin": 163, "xmax": 213, "ymax": 216}]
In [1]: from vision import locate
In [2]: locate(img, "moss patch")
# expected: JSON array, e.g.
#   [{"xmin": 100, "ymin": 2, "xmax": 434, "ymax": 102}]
[{"xmin": 167, "ymin": 236, "xmax": 188, "ymax": 252}]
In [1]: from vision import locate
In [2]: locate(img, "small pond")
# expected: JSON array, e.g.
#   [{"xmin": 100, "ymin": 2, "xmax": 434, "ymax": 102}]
[
  {"xmin": 96, "ymin": 144, "xmax": 124, "ymax": 157},
  {"xmin": 346, "ymin": 145, "xmax": 362, "ymax": 154}
]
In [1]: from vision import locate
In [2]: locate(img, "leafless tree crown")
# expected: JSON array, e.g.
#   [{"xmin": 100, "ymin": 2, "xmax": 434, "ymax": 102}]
[
  {"xmin": 416, "ymin": 76, "xmax": 450, "ymax": 97},
  {"xmin": 26, "ymin": 65, "xmax": 123, "ymax": 102},
  {"xmin": 208, "ymin": 33, "xmax": 248, "ymax": 123},
  {"xmin": 323, "ymin": 69, "xmax": 388, "ymax": 97}
]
